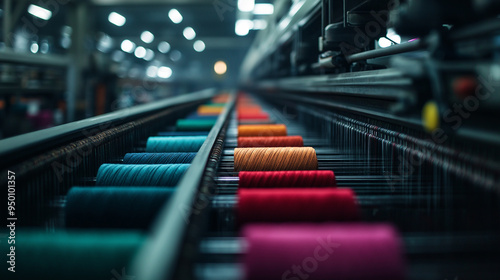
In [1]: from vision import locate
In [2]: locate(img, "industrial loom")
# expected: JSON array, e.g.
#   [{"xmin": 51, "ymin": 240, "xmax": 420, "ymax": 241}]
[{"xmin": 2, "ymin": 0, "xmax": 500, "ymax": 279}]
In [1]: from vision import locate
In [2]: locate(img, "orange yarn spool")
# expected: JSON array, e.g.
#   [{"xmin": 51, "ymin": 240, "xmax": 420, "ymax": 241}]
[
  {"xmin": 197, "ymin": 105, "xmax": 224, "ymax": 115},
  {"xmin": 237, "ymin": 107, "xmax": 262, "ymax": 114},
  {"xmin": 238, "ymin": 124, "xmax": 287, "ymax": 137},
  {"xmin": 234, "ymin": 147, "xmax": 318, "ymax": 171},
  {"xmin": 212, "ymin": 94, "xmax": 230, "ymax": 103},
  {"xmin": 238, "ymin": 136, "xmax": 304, "ymax": 147}
]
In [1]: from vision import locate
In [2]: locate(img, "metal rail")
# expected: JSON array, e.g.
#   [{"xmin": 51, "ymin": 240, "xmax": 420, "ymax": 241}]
[
  {"xmin": 131, "ymin": 91, "xmax": 236, "ymax": 280},
  {"xmin": 0, "ymin": 88, "xmax": 217, "ymax": 167}
]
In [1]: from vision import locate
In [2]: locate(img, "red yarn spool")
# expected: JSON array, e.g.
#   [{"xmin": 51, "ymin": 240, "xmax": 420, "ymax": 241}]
[
  {"xmin": 243, "ymin": 224, "xmax": 406, "ymax": 280},
  {"xmin": 238, "ymin": 170, "xmax": 336, "ymax": 188},
  {"xmin": 237, "ymin": 188, "xmax": 359, "ymax": 224},
  {"xmin": 237, "ymin": 136, "xmax": 304, "ymax": 148},
  {"xmin": 238, "ymin": 113, "xmax": 270, "ymax": 121}
]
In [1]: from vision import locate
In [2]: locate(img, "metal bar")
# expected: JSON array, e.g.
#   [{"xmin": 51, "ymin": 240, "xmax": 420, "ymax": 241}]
[
  {"xmin": 131, "ymin": 92, "xmax": 236, "ymax": 280},
  {"xmin": 0, "ymin": 88, "xmax": 217, "ymax": 162},
  {"xmin": 346, "ymin": 40, "xmax": 427, "ymax": 63}
]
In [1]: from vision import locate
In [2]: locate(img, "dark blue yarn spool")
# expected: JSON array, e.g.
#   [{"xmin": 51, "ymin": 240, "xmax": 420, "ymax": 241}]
[
  {"xmin": 96, "ymin": 164, "xmax": 190, "ymax": 186},
  {"xmin": 146, "ymin": 136, "xmax": 206, "ymax": 152},
  {"xmin": 66, "ymin": 187, "xmax": 175, "ymax": 229},
  {"xmin": 157, "ymin": 131, "xmax": 209, "ymax": 136},
  {"xmin": 123, "ymin": 153, "xmax": 196, "ymax": 164}
]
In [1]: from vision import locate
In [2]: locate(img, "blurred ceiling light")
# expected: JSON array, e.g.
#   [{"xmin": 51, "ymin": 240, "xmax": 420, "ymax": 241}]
[
  {"xmin": 253, "ymin": 3, "xmax": 274, "ymax": 15},
  {"xmin": 61, "ymin": 37, "xmax": 71, "ymax": 49},
  {"xmin": 40, "ymin": 40, "xmax": 49, "ymax": 54},
  {"xmin": 235, "ymin": 19, "xmax": 253, "ymax": 36},
  {"xmin": 97, "ymin": 34, "xmax": 113, "ymax": 52},
  {"xmin": 214, "ymin": 61, "xmax": 227, "ymax": 75},
  {"xmin": 252, "ymin": 19, "xmax": 268, "ymax": 30},
  {"xmin": 378, "ymin": 37, "xmax": 391, "ymax": 48},
  {"xmin": 183, "ymin": 27, "xmax": 196, "ymax": 40},
  {"xmin": 386, "ymin": 28, "xmax": 401, "ymax": 44},
  {"xmin": 134, "ymin": 46, "xmax": 146, "ymax": 58},
  {"xmin": 157, "ymin": 66, "xmax": 172, "ymax": 79},
  {"xmin": 30, "ymin": 42, "xmax": 39, "ymax": 53},
  {"xmin": 238, "ymin": 0, "xmax": 255, "ymax": 12},
  {"xmin": 193, "ymin": 40, "xmax": 205, "ymax": 52},
  {"xmin": 168, "ymin": 9, "xmax": 183, "ymax": 24},
  {"xmin": 108, "ymin": 12, "xmax": 126, "ymax": 26},
  {"xmin": 144, "ymin": 49, "xmax": 155, "ymax": 61},
  {"xmin": 158, "ymin": 41, "xmax": 171, "ymax": 53},
  {"xmin": 141, "ymin": 31, "xmax": 154, "ymax": 44},
  {"xmin": 112, "ymin": 50, "xmax": 125, "ymax": 62},
  {"xmin": 170, "ymin": 50, "xmax": 182, "ymax": 62},
  {"xmin": 146, "ymin": 66, "xmax": 158, "ymax": 78},
  {"xmin": 121, "ymin": 39, "xmax": 136, "ymax": 53},
  {"xmin": 28, "ymin": 4, "xmax": 52, "ymax": 20}
]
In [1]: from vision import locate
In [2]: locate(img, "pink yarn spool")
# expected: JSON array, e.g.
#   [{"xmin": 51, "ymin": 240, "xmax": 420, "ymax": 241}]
[{"xmin": 242, "ymin": 223, "xmax": 406, "ymax": 280}]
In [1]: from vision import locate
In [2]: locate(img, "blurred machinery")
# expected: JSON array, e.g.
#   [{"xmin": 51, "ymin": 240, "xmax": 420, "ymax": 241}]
[{"xmin": 1, "ymin": 0, "xmax": 500, "ymax": 280}]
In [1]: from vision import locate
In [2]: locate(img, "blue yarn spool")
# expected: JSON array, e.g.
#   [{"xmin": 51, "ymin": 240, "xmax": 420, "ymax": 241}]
[
  {"xmin": 146, "ymin": 136, "xmax": 206, "ymax": 152},
  {"xmin": 8, "ymin": 231, "xmax": 143, "ymax": 280},
  {"xmin": 157, "ymin": 131, "xmax": 209, "ymax": 136},
  {"xmin": 66, "ymin": 187, "xmax": 175, "ymax": 229},
  {"xmin": 186, "ymin": 113, "xmax": 219, "ymax": 120},
  {"xmin": 123, "ymin": 153, "xmax": 196, "ymax": 164},
  {"xmin": 96, "ymin": 164, "xmax": 189, "ymax": 186}
]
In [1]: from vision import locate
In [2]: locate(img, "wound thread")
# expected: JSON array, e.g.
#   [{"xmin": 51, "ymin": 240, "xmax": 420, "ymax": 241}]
[
  {"xmin": 234, "ymin": 147, "xmax": 317, "ymax": 171},
  {"xmin": 237, "ymin": 188, "xmax": 359, "ymax": 224},
  {"xmin": 197, "ymin": 105, "xmax": 224, "ymax": 115},
  {"xmin": 239, "ymin": 170, "xmax": 336, "ymax": 188},
  {"xmin": 66, "ymin": 187, "xmax": 175, "ymax": 229},
  {"xmin": 238, "ymin": 113, "xmax": 269, "ymax": 121},
  {"xmin": 96, "ymin": 164, "xmax": 189, "ymax": 186},
  {"xmin": 243, "ymin": 224, "xmax": 406, "ymax": 280},
  {"xmin": 123, "ymin": 153, "xmax": 196, "ymax": 164},
  {"xmin": 14, "ymin": 231, "xmax": 144, "ymax": 280},
  {"xmin": 238, "ymin": 124, "xmax": 287, "ymax": 137},
  {"xmin": 146, "ymin": 136, "xmax": 206, "ymax": 152},
  {"xmin": 237, "ymin": 136, "xmax": 304, "ymax": 148}
]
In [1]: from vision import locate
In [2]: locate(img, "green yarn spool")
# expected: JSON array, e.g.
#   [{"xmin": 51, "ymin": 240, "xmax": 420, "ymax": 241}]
[
  {"xmin": 3, "ymin": 231, "xmax": 143, "ymax": 280},
  {"xmin": 176, "ymin": 119, "xmax": 216, "ymax": 131}
]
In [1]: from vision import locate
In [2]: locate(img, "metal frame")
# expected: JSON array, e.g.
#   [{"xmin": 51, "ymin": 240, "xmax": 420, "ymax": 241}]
[
  {"xmin": 0, "ymin": 88, "xmax": 217, "ymax": 167},
  {"xmin": 131, "ymin": 91, "xmax": 235, "ymax": 280}
]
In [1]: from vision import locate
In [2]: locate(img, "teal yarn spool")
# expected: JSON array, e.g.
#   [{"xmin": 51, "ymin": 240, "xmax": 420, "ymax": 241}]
[
  {"xmin": 66, "ymin": 187, "xmax": 175, "ymax": 229},
  {"xmin": 96, "ymin": 164, "xmax": 189, "ymax": 186},
  {"xmin": 146, "ymin": 136, "xmax": 206, "ymax": 152},
  {"xmin": 3, "ymin": 231, "xmax": 143, "ymax": 280},
  {"xmin": 176, "ymin": 119, "xmax": 216, "ymax": 131}
]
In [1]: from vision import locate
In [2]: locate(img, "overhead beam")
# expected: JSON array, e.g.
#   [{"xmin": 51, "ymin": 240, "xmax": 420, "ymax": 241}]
[
  {"xmin": 112, "ymin": 36, "xmax": 253, "ymax": 50},
  {"xmin": 91, "ymin": 0, "xmax": 210, "ymax": 5}
]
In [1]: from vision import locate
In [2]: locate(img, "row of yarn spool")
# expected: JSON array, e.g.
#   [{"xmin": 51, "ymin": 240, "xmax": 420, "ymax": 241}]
[
  {"xmin": 229, "ymin": 93, "xmax": 406, "ymax": 280},
  {"xmin": 7, "ymin": 94, "xmax": 230, "ymax": 279}
]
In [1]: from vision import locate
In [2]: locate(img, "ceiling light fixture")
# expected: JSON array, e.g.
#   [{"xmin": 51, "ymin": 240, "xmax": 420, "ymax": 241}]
[
  {"xmin": 168, "ymin": 9, "xmax": 183, "ymax": 24},
  {"xmin": 28, "ymin": 4, "xmax": 52, "ymax": 20},
  {"xmin": 108, "ymin": 12, "xmax": 126, "ymax": 26},
  {"xmin": 140, "ymin": 31, "xmax": 154, "ymax": 44},
  {"xmin": 183, "ymin": 27, "xmax": 196, "ymax": 40}
]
